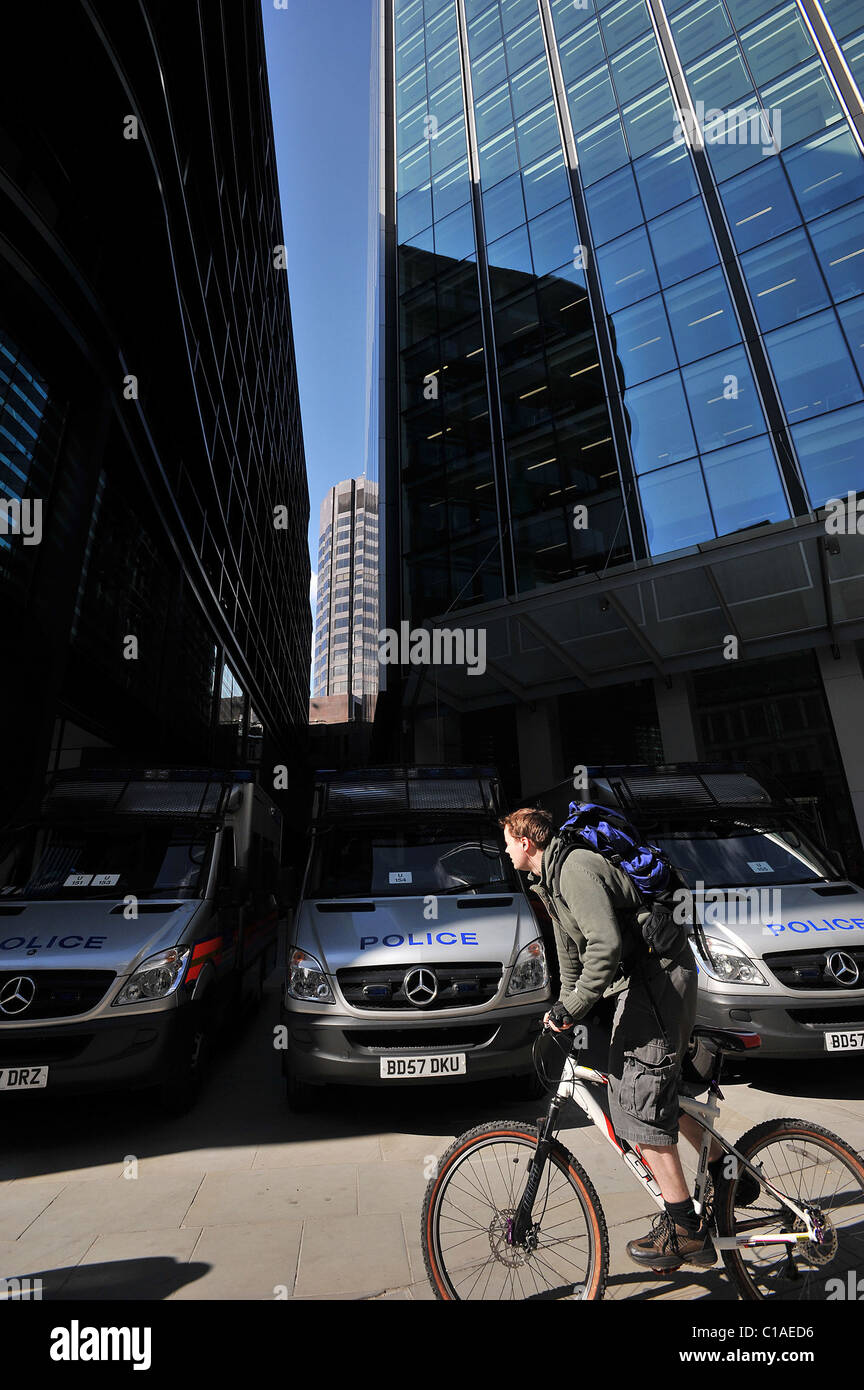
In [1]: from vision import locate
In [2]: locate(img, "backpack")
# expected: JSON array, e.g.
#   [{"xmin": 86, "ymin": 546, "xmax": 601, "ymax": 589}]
[{"xmin": 550, "ymin": 801, "xmax": 691, "ymax": 965}]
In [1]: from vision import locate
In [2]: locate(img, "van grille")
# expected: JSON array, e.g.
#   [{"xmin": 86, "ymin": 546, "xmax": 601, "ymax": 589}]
[
  {"xmin": 786, "ymin": 1006, "xmax": 864, "ymax": 1027},
  {"xmin": 0, "ymin": 971, "xmax": 115, "ymax": 1019},
  {"xmin": 344, "ymin": 1026, "xmax": 498, "ymax": 1050},
  {"xmin": 337, "ymin": 962, "xmax": 502, "ymax": 1010},
  {"xmin": 763, "ymin": 948, "xmax": 864, "ymax": 991}
]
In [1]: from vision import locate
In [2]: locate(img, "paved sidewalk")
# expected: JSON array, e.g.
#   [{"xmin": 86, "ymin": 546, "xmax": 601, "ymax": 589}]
[{"xmin": 1, "ymin": 979, "xmax": 862, "ymax": 1301}]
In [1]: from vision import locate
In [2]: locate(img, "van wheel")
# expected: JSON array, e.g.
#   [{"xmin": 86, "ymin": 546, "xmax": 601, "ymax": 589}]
[
  {"xmin": 158, "ymin": 1025, "xmax": 212, "ymax": 1116},
  {"xmin": 284, "ymin": 1071, "xmax": 319, "ymax": 1113}
]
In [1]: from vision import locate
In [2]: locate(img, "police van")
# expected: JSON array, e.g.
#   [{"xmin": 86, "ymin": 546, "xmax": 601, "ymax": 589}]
[
  {"xmin": 280, "ymin": 766, "xmax": 551, "ymax": 1107},
  {"xmin": 0, "ymin": 768, "xmax": 284, "ymax": 1110},
  {"xmin": 560, "ymin": 764, "xmax": 864, "ymax": 1060}
]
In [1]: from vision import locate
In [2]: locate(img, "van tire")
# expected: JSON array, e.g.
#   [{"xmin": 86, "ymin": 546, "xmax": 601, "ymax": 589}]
[{"xmin": 158, "ymin": 1023, "xmax": 212, "ymax": 1116}]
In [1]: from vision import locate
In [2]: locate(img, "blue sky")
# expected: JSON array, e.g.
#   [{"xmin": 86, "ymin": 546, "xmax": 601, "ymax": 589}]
[{"xmin": 262, "ymin": 0, "xmax": 375, "ymax": 609}]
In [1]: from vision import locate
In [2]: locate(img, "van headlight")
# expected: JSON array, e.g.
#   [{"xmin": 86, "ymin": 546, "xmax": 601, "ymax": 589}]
[
  {"xmin": 286, "ymin": 947, "xmax": 334, "ymax": 1003},
  {"xmin": 507, "ymin": 939, "xmax": 549, "ymax": 995},
  {"xmin": 694, "ymin": 934, "xmax": 768, "ymax": 986},
  {"xmin": 113, "ymin": 947, "xmax": 190, "ymax": 1004}
]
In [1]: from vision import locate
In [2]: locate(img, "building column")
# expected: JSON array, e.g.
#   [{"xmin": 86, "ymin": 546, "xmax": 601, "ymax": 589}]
[
  {"xmin": 817, "ymin": 644, "xmax": 864, "ymax": 848},
  {"xmin": 517, "ymin": 697, "xmax": 564, "ymax": 800},
  {"xmin": 653, "ymin": 676, "xmax": 700, "ymax": 762}
]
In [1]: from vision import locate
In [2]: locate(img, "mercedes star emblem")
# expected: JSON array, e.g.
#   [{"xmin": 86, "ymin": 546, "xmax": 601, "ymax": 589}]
[
  {"xmin": 0, "ymin": 976, "xmax": 37, "ymax": 1016},
  {"xmin": 825, "ymin": 951, "xmax": 860, "ymax": 988},
  {"xmin": 403, "ymin": 967, "xmax": 438, "ymax": 1007}
]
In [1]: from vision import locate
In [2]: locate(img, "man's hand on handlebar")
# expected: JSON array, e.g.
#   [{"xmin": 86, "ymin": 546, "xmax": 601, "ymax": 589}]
[{"xmin": 544, "ymin": 1001, "xmax": 576, "ymax": 1034}]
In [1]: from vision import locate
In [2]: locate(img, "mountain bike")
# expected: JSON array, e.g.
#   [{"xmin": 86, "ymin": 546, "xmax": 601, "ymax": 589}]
[{"xmin": 421, "ymin": 1026, "xmax": 864, "ymax": 1300}]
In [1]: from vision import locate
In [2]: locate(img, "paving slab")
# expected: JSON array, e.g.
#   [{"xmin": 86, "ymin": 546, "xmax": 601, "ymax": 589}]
[
  {"xmin": 169, "ymin": 1220, "xmax": 303, "ymax": 1301},
  {"xmin": 22, "ymin": 1176, "xmax": 202, "ymax": 1243},
  {"xmin": 184, "ymin": 1165, "xmax": 358, "ymax": 1227},
  {"xmin": 0, "ymin": 1182, "xmax": 68, "ymax": 1241},
  {"xmin": 293, "ymin": 1213, "xmax": 411, "ymax": 1298}
]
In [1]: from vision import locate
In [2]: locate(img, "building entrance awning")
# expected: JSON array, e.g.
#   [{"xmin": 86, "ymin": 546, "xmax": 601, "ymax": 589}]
[{"xmin": 403, "ymin": 516, "xmax": 864, "ymax": 712}]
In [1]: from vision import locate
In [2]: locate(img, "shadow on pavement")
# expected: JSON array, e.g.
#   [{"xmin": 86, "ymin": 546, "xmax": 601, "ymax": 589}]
[{"xmin": 3, "ymin": 1257, "xmax": 210, "ymax": 1301}]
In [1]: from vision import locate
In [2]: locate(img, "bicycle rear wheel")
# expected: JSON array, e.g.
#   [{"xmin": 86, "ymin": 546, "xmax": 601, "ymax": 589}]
[
  {"xmin": 716, "ymin": 1118, "xmax": 864, "ymax": 1300},
  {"xmin": 422, "ymin": 1120, "xmax": 608, "ymax": 1300}
]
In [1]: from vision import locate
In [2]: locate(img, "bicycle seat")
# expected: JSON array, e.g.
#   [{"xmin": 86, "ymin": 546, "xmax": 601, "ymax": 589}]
[{"xmin": 690, "ymin": 1027, "xmax": 761, "ymax": 1053}]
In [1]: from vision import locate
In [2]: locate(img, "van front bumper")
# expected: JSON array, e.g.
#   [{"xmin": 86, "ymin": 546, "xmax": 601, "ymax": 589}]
[
  {"xmin": 0, "ymin": 1007, "xmax": 193, "ymax": 1094},
  {"xmin": 280, "ymin": 999, "xmax": 548, "ymax": 1086},
  {"xmin": 696, "ymin": 987, "xmax": 864, "ymax": 1058}
]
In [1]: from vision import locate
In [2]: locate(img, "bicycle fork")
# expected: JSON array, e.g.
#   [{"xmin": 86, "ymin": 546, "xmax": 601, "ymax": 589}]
[{"xmin": 508, "ymin": 1097, "xmax": 565, "ymax": 1248}]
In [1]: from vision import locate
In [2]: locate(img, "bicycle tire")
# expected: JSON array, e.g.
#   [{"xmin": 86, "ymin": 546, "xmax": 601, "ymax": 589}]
[
  {"xmin": 716, "ymin": 1117, "xmax": 864, "ymax": 1301},
  {"xmin": 421, "ymin": 1120, "xmax": 609, "ymax": 1301}
]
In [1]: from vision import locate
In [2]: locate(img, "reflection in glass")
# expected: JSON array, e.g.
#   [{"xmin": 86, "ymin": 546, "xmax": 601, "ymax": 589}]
[
  {"xmin": 664, "ymin": 267, "xmax": 739, "ymax": 364},
  {"xmin": 633, "ymin": 140, "xmax": 699, "ymax": 219},
  {"xmin": 640, "ymin": 458, "xmax": 715, "ymax": 555},
  {"xmin": 783, "ymin": 127, "xmax": 864, "ymax": 219},
  {"xmin": 597, "ymin": 225, "xmax": 660, "ymax": 313},
  {"xmin": 576, "ymin": 112, "xmax": 630, "ymax": 185},
  {"xmin": 739, "ymin": 5, "xmax": 815, "ymax": 86},
  {"xmin": 670, "ymin": 0, "xmax": 733, "ymax": 66},
  {"xmin": 720, "ymin": 157, "xmax": 801, "ymax": 252},
  {"xmin": 809, "ymin": 201, "xmax": 864, "ymax": 305},
  {"xmin": 701, "ymin": 436, "xmax": 788, "ymax": 534},
  {"xmin": 765, "ymin": 310, "xmax": 864, "ymax": 422},
  {"xmin": 793, "ymin": 401, "xmax": 864, "ymax": 506},
  {"xmin": 837, "ymin": 296, "xmax": 864, "ymax": 381},
  {"xmin": 682, "ymin": 346, "xmax": 765, "ymax": 453},
  {"xmin": 612, "ymin": 294, "xmax": 678, "ymax": 386},
  {"xmin": 625, "ymin": 371, "xmax": 698, "ymax": 472},
  {"xmin": 741, "ymin": 229, "xmax": 829, "ymax": 333},
  {"xmin": 760, "ymin": 63, "xmax": 842, "ymax": 150},
  {"xmin": 585, "ymin": 164, "xmax": 644, "ymax": 246},
  {"xmin": 528, "ymin": 201, "xmax": 579, "ymax": 277},
  {"xmin": 648, "ymin": 198, "xmax": 717, "ymax": 288}
]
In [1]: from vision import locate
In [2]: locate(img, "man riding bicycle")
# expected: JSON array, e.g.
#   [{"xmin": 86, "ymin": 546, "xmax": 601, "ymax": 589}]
[{"xmin": 501, "ymin": 804, "xmax": 746, "ymax": 1270}]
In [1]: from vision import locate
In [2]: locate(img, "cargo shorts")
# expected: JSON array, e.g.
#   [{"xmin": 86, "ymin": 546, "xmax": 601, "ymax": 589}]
[{"xmin": 605, "ymin": 950, "xmax": 699, "ymax": 1147}]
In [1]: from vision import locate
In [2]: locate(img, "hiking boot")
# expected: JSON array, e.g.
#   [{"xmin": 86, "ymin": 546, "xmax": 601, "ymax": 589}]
[{"xmin": 626, "ymin": 1211, "xmax": 716, "ymax": 1270}]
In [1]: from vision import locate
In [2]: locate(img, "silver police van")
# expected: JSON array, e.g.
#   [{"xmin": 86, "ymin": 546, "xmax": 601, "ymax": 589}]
[
  {"xmin": 0, "ymin": 768, "xmax": 284, "ymax": 1110},
  {"xmin": 580, "ymin": 764, "xmax": 864, "ymax": 1059},
  {"xmin": 280, "ymin": 766, "xmax": 551, "ymax": 1108}
]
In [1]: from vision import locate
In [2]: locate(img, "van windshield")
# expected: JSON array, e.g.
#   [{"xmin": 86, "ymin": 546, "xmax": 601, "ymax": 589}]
[
  {"xmin": 308, "ymin": 821, "xmax": 518, "ymax": 899},
  {"xmin": 0, "ymin": 824, "xmax": 215, "ymax": 900},
  {"xmin": 655, "ymin": 825, "xmax": 833, "ymax": 888}
]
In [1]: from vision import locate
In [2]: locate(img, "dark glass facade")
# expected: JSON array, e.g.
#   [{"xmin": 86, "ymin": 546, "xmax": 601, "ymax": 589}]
[
  {"xmin": 379, "ymin": 0, "xmax": 864, "ymax": 856},
  {"xmin": 0, "ymin": 2, "xmax": 310, "ymax": 823}
]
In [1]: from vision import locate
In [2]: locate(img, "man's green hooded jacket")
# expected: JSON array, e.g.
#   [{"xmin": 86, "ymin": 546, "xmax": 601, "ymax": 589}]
[{"xmin": 527, "ymin": 833, "xmax": 649, "ymax": 1023}]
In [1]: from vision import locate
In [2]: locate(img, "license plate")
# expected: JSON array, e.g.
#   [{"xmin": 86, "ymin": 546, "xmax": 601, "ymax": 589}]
[
  {"xmin": 0, "ymin": 1066, "xmax": 48, "ymax": 1090},
  {"xmin": 824, "ymin": 1031, "xmax": 864, "ymax": 1051},
  {"xmin": 379, "ymin": 1053, "xmax": 466, "ymax": 1079}
]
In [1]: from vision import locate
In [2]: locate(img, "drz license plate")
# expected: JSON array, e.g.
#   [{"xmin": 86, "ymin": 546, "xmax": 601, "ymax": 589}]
[
  {"xmin": 0, "ymin": 1066, "xmax": 48, "ymax": 1090},
  {"xmin": 379, "ymin": 1053, "xmax": 466, "ymax": 1078}
]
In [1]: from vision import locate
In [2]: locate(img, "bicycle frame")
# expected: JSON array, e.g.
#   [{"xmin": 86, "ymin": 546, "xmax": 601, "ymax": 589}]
[{"xmin": 511, "ymin": 1050, "xmax": 819, "ymax": 1250}]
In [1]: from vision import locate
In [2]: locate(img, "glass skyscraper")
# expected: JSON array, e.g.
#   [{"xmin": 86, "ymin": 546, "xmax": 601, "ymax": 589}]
[{"xmin": 377, "ymin": 0, "xmax": 864, "ymax": 869}]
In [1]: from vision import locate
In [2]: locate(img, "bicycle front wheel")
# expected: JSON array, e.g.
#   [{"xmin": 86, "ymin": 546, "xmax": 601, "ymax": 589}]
[
  {"xmin": 717, "ymin": 1118, "xmax": 864, "ymax": 1300},
  {"xmin": 421, "ymin": 1120, "xmax": 608, "ymax": 1300}
]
